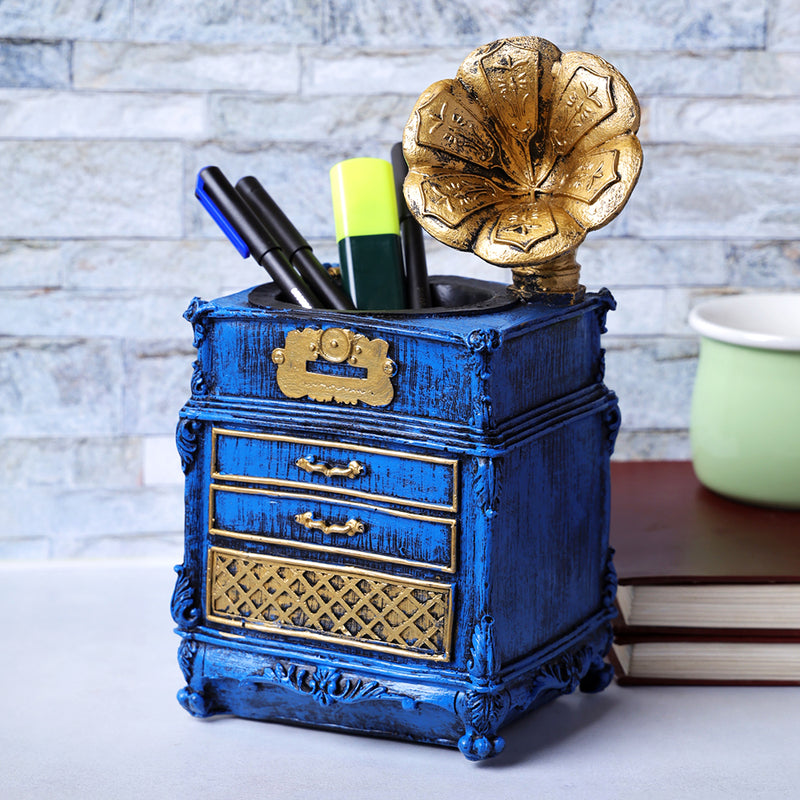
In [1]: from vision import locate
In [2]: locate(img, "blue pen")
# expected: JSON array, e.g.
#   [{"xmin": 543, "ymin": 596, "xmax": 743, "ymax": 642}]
[{"xmin": 196, "ymin": 166, "xmax": 322, "ymax": 309}]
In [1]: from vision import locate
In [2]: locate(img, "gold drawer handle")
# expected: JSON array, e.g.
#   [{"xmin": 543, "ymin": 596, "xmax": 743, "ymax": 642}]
[
  {"xmin": 295, "ymin": 456, "xmax": 364, "ymax": 479},
  {"xmin": 294, "ymin": 511, "xmax": 365, "ymax": 537}
]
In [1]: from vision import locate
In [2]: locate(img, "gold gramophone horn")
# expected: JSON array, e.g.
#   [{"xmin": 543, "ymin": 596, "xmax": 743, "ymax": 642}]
[{"xmin": 402, "ymin": 36, "xmax": 643, "ymax": 302}]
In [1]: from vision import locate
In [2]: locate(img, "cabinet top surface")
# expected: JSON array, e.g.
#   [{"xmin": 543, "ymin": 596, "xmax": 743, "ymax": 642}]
[{"xmin": 195, "ymin": 281, "xmax": 614, "ymax": 343}]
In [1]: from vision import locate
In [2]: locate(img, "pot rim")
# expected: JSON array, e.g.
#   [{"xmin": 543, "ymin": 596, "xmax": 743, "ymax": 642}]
[{"xmin": 689, "ymin": 293, "xmax": 800, "ymax": 351}]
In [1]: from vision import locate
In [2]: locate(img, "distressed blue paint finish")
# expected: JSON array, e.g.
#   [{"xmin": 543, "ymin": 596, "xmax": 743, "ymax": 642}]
[{"xmin": 173, "ymin": 277, "xmax": 619, "ymax": 761}]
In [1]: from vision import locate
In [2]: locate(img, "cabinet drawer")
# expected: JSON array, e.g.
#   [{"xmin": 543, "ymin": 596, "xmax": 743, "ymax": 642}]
[
  {"xmin": 211, "ymin": 427, "xmax": 458, "ymax": 513},
  {"xmin": 210, "ymin": 484, "xmax": 456, "ymax": 572},
  {"xmin": 206, "ymin": 547, "xmax": 454, "ymax": 661}
]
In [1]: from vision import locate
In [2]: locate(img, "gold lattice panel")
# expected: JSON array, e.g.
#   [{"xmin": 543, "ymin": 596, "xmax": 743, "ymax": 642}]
[{"xmin": 206, "ymin": 547, "xmax": 453, "ymax": 660}]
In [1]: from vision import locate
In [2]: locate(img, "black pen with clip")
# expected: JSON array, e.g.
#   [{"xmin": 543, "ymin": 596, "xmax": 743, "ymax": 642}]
[
  {"xmin": 236, "ymin": 176, "xmax": 355, "ymax": 311},
  {"xmin": 195, "ymin": 165, "xmax": 323, "ymax": 310}
]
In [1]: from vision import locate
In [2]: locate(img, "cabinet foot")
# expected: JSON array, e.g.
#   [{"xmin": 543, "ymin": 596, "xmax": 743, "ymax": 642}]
[
  {"xmin": 177, "ymin": 686, "xmax": 215, "ymax": 718},
  {"xmin": 579, "ymin": 660, "xmax": 614, "ymax": 694},
  {"xmin": 458, "ymin": 730, "xmax": 506, "ymax": 761}
]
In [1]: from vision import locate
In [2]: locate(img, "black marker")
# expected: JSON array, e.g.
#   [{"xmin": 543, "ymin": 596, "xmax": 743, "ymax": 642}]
[
  {"xmin": 236, "ymin": 176, "xmax": 355, "ymax": 311},
  {"xmin": 391, "ymin": 142, "xmax": 431, "ymax": 309},
  {"xmin": 195, "ymin": 166, "xmax": 322, "ymax": 309}
]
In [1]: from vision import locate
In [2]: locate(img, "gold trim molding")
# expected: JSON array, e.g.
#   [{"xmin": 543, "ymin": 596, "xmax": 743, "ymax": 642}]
[
  {"xmin": 211, "ymin": 427, "xmax": 459, "ymax": 514},
  {"xmin": 208, "ymin": 482, "xmax": 458, "ymax": 573}
]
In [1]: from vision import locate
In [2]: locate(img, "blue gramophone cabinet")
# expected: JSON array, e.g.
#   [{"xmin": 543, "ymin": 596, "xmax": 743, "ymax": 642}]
[{"xmin": 172, "ymin": 276, "xmax": 619, "ymax": 761}]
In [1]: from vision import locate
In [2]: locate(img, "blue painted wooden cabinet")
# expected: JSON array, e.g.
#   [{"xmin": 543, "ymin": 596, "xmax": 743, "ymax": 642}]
[{"xmin": 172, "ymin": 276, "xmax": 619, "ymax": 760}]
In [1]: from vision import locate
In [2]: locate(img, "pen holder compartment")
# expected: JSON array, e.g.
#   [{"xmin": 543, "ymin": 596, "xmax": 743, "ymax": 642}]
[{"xmin": 248, "ymin": 275, "xmax": 518, "ymax": 317}]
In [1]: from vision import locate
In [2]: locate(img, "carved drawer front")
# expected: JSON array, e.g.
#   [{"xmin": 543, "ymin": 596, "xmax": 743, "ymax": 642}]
[
  {"xmin": 211, "ymin": 427, "xmax": 458, "ymax": 513},
  {"xmin": 209, "ymin": 484, "xmax": 456, "ymax": 572},
  {"xmin": 206, "ymin": 547, "xmax": 454, "ymax": 660}
]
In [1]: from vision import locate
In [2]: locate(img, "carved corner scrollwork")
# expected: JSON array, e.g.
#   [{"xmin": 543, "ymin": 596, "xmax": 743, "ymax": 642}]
[
  {"xmin": 475, "ymin": 458, "xmax": 501, "ymax": 519},
  {"xmin": 467, "ymin": 614, "xmax": 500, "ymax": 685},
  {"xmin": 176, "ymin": 636, "xmax": 217, "ymax": 718},
  {"xmin": 171, "ymin": 562, "xmax": 200, "ymax": 628},
  {"xmin": 578, "ymin": 624, "xmax": 616, "ymax": 694},
  {"xmin": 466, "ymin": 327, "xmax": 501, "ymax": 354},
  {"xmin": 597, "ymin": 347, "xmax": 607, "ymax": 384},
  {"xmin": 467, "ymin": 328, "xmax": 500, "ymax": 429},
  {"xmin": 603, "ymin": 398, "xmax": 622, "ymax": 456},
  {"xmin": 183, "ymin": 297, "xmax": 216, "ymax": 349},
  {"xmin": 267, "ymin": 662, "xmax": 416, "ymax": 710},
  {"xmin": 456, "ymin": 615, "xmax": 509, "ymax": 761},
  {"xmin": 175, "ymin": 418, "xmax": 202, "ymax": 475},
  {"xmin": 602, "ymin": 546, "xmax": 618, "ymax": 617},
  {"xmin": 595, "ymin": 288, "xmax": 617, "ymax": 334},
  {"xmin": 178, "ymin": 636, "xmax": 199, "ymax": 683},
  {"xmin": 190, "ymin": 359, "xmax": 207, "ymax": 397},
  {"xmin": 527, "ymin": 632, "xmax": 614, "ymax": 700},
  {"xmin": 532, "ymin": 645, "xmax": 593, "ymax": 697}
]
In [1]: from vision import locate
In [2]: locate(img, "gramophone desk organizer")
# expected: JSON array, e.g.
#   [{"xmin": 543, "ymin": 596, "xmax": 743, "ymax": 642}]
[{"xmin": 172, "ymin": 37, "xmax": 642, "ymax": 761}]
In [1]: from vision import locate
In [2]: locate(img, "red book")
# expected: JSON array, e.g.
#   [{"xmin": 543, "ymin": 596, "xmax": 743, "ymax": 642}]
[
  {"xmin": 610, "ymin": 461, "xmax": 800, "ymax": 636},
  {"xmin": 609, "ymin": 461, "xmax": 800, "ymax": 685}
]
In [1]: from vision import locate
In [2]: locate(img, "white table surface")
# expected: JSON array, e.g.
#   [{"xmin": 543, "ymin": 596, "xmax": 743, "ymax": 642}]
[{"xmin": 2, "ymin": 560, "xmax": 798, "ymax": 800}]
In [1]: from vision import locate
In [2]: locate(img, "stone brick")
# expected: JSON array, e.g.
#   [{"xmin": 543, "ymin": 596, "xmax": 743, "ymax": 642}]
[
  {"xmin": 62, "ymin": 238, "xmax": 249, "ymax": 297},
  {"xmin": 57, "ymin": 531, "xmax": 184, "ymax": 559},
  {"xmin": 742, "ymin": 52, "xmax": 800, "ymax": 97},
  {"xmin": 0, "ymin": 40, "xmax": 71, "ymax": 88},
  {"xmin": 2, "ymin": 486, "xmax": 184, "ymax": 540},
  {"xmin": 423, "ymin": 239, "xmax": 504, "ymax": 284},
  {"xmin": 0, "ymin": 436, "xmax": 142, "ymax": 488},
  {"xmin": 73, "ymin": 42, "xmax": 301, "ymax": 92},
  {"xmin": 0, "ymin": 0, "xmax": 129, "ymax": 39},
  {"xmin": 768, "ymin": 0, "xmax": 800, "ymax": 50},
  {"xmin": 132, "ymin": 0, "xmax": 323, "ymax": 44},
  {"xmin": 0, "ymin": 240, "xmax": 63, "ymax": 288},
  {"xmin": 581, "ymin": 0, "xmax": 767, "ymax": 50},
  {"xmin": 624, "ymin": 145, "xmax": 800, "ymax": 239},
  {"xmin": 301, "ymin": 48, "xmax": 467, "ymax": 96},
  {"xmin": 604, "ymin": 337, "xmax": 698, "ymax": 430},
  {"xmin": 209, "ymin": 93, "xmax": 416, "ymax": 143},
  {"xmin": 0, "ymin": 537, "xmax": 52, "ymax": 558},
  {"xmin": 187, "ymin": 142, "xmax": 374, "ymax": 241},
  {"xmin": 605, "ymin": 288, "xmax": 669, "ymax": 336},
  {"xmin": 666, "ymin": 288, "xmax": 736, "ymax": 336},
  {"xmin": 323, "ymin": 0, "xmax": 594, "ymax": 48},
  {"xmin": 0, "ymin": 289, "xmax": 193, "ymax": 340},
  {"xmin": 0, "ymin": 90, "xmax": 206, "ymax": 139},
  {"xmin": 725, "ymin": 241, "xmax": 800, "ymax": 287},
  {"xmin": 580, "ymin": 239, "xmax": 728, "ymax": 288},
  {"xmin": 337, "ymin": 237, "xmax": 728, "ymax": 295},
  {"xmin": 647, "ymin": 97, "xmax": 800, "ymax": 145},
  {"xmin": 0, "ymin": 141, "xmax": 183, "ymax": 238},
  {"xmin": 598, "ymin": 50, "xmax": 745, "ymax": 97},
  {"xmin": 123, "ymin": 340, "xmax": 194, "ymax": 436},
  {"xmin": 143, "ymin": 435, "xmax": 183, "ymax": 486},
  {"xmin": 0, "ymin": 338, "xmax": 124, "ymax": 437},
  {"xmin": 73, "ymin": 437, "xmax": 143, "ymax": 487}
]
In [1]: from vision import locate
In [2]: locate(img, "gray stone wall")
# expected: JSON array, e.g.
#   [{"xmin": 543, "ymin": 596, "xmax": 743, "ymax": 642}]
[{"xmin": 1, "ymin": 1, "xmax": 798, "ymax": 557}]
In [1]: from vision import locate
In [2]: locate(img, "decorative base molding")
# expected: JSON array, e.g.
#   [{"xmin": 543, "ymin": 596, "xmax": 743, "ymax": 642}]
[{"xmin": 176, "ymin": 614, "xmax": 614, "ymax": 760}]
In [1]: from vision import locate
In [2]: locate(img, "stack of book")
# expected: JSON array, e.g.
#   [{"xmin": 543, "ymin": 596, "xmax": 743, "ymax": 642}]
[{"xmin": 609, "ymin": 461, "xmax": 800, "ymax": 685}]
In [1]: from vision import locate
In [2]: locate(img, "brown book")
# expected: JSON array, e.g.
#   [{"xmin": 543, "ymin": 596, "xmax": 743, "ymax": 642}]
[{"xmin": 610, "ymin": 461, "xmax": 800, "ymax": 636}]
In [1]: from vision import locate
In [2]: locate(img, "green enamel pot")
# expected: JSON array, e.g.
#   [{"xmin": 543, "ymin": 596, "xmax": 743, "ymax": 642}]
[{"xmin": 689, "ymin": 294, "xmax": 800, "ymax": 509}]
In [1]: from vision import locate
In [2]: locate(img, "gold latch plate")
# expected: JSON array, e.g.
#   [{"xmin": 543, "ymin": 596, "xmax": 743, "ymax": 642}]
[{"xmin": 271, "ymin": 327, "xmax": 396, "ymax": 407}]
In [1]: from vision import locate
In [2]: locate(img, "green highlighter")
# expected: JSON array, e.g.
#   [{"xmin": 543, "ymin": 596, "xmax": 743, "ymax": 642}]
[{"xmin": 330, "ymin": 157, "xmax": 407, "ymax": 310}]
